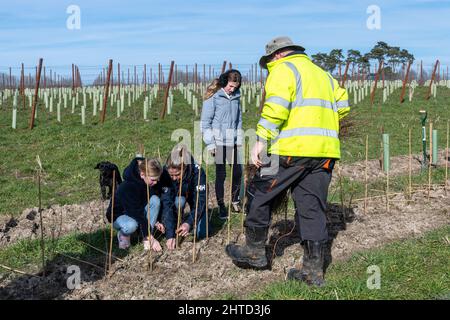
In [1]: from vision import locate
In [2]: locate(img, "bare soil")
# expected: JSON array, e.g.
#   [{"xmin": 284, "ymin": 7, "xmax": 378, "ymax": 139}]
[{"xmin": 1, "ymin": 183, "xmax": 448, "ymax": 300}]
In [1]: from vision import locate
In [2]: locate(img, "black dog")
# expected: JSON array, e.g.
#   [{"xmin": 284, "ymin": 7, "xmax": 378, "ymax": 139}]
[{"xmin": 94, "ymin": 161, "xmax": 123, "ymax": 200}]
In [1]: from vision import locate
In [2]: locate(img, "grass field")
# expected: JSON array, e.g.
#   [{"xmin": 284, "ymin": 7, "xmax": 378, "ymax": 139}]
[
  {"xmin": 249, "ymin": 225, "xmax": 450, "ymax": 300},
  {"xmin": 1, "ymin": 84, "xmax": 449, "ymax": 217},
  {"xmin": 0, "ymin": 83, "xmax": 449, "ymax": 300}
]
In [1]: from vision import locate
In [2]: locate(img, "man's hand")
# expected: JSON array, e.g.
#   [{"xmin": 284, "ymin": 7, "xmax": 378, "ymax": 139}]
[
  {"xmin": 176, "ymin": 222, "xmax": 191, "ymax": 237},
  {"xmin": 166, "ymin": 238, "xmax": 176, "ymax": 250},
  {"xmin": 155, "ymin": 222, "xmax": 165, "ymax": 234},
  {"xmin": 251, "ymin": 141, "xmax": 266, "ymax": 168}
]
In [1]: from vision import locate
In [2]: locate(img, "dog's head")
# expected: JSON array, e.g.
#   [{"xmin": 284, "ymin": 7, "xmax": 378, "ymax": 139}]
[{"xmin": 95, "ymin": 161, "xmax": 120, "ymax": 179}]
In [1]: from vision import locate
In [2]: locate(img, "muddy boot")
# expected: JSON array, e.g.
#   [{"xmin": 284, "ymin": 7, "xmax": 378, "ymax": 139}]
[
  {"xmin": 287, "ymin": 241, "xmax": 309, "ymax": 281},
  {"xmin": 288, "ymin": 240, "xmax": 326, "ymax": 287},
  {"xmin": 225, "ymin": 226, "xmax": 269, "ymax": 269}
]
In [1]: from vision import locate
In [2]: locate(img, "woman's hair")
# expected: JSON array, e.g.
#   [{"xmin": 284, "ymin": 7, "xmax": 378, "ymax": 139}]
[
  {"xmin": 166, "ymin": 144, "xmax": 192, "ymax": 170},
  {"xmin": 138, "ymin": 158, "xmax": 162, "ymax": 178},
  {"xmin": 218, "ymin": 69, "xmax": 242, "ymax": 89},
  {"xmin": 203, "ymin": 78, "xmax": 221, "ymax": 100}
]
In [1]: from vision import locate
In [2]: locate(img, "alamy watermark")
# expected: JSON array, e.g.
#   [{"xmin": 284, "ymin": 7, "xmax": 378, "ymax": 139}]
[
  {"xmin": 366, "ymin": 5, "xmax": 381, "ymax": 30},
  {"xmin": 366, "ymin": 265, "xmax": 381, "ymax": 290},
  {"xmin": 66, "ymin": 265, "xmax": 81, "ymax": 290},
  {"xmin": 66, "ymin": 5, "xmax": 81, "ymax": 30}
]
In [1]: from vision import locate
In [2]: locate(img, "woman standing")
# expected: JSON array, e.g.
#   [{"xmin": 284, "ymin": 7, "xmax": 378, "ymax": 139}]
[{"xmin": 200, "ymin": 69, "xmax": 243, "ymax": 219}]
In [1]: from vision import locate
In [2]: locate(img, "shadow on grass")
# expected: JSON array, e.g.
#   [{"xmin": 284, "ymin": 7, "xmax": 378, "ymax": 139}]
[{"xmin": 0, "ymin": 228, "xmax": 135, "ymax": 300}]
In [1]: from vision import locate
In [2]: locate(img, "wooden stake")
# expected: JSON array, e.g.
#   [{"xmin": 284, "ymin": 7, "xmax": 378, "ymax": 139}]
[
  {"xmin": 364, "ymin": 135, "xmax": 369, "ymax": 214},
  {"xmin": 101, "ymin": 59, "xmax": 113, "ymax": 123},
  {"xmin": 370, "ymin": 60, "xmax": 383, "ymax": 106},
  {"xmin": 108, "ymin": 170, "xmax": 116, "ymax": 272},
  {"xmin": 29, "ymin": 58, "xmax": 43, "ymax": 130},
  {"xmin": 426, "ymin": 60, "xmax": 439, "ymax": 100},
  {"xmin": 160, "ymin": 61, "xmax": 175, "ymax": 119},
  {"xmin": 400, "ymin": 60, "xmax": 412, "ymax": 103},
  {"xmin": 386, "ymin": 169, "xmax": 390, "ymax": 213}
]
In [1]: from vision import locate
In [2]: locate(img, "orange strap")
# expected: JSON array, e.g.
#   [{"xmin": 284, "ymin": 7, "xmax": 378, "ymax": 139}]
[{"xmin": 323, "ymin": 159, "xmax": 331, "ymax": 170}]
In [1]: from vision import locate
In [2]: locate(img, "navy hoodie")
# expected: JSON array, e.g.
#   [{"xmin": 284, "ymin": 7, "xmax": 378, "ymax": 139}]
[
  {"xmin": 163, "ymin": 158, "xmax": 207, "ymax": 239},
  {"xmin": 106, "ymin": 157, "xmax": 173, "ymax": 238}
]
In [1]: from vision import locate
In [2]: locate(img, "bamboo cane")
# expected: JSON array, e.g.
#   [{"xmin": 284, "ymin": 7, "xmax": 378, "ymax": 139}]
[
  {"xmin": 205, "ymin": 152, "xmax": 209, "ymax": 240},
  {"xmin": 445, "ymin": 120, "xmax": 449, "ymax": 194},
  {"xmin": 409, "ymin": 128, "xmax": 412, "ymax": 200},
  {"xmin": 36, "ymin": 156, "xmax": 45, "ymax": 276},
  {"xmin": 0, "ymin": 264, "xmax": 38, "ymax": 277},
  {"xmin": 386, "ymin": 169, "xmax": 390, "ymax": 212},
  {"xmin": 241, "ymin": 143, "xmax": 249, "ymax": 234},
  {"xmin": 338, "ymin": 163, "xmax": 345, "ymax": 218},
  {"xmin": 57, "ymin": 251, "xmax": 104, "ymax": 272},
  {"xmin": 176, "ymin": 152, "xmax": 185, "ymax": 249},
  {"xmin": 227, "ymin": 147, "xmax": 235, "ymax": 245},
  {"xmin": 192, "ymin": 153, "xmax": 203, "ymax": 263},
  {"xmin": 364, "ymin": 135, "xmax": 368, "ymax": 214},
  {"xmin": 145, "ymin": 159, "xmax": 153, "ymax": 271},
  {"xmin": 108, "ymin": 170, "xmax": 116, "ymax": 272},
  {"xmin": 428, "ymin": 122, "xmax": 433, "ymax": 200},
  {"xmin": 79, "ymin": 240, "xmax": 124, "ymax": 262}
]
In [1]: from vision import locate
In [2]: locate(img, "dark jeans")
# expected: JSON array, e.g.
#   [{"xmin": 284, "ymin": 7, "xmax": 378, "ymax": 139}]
[
  {"xmin": 245, "ymin": 156, "xmax": 334, "ymax": 242},
  {"xmin": 215, "ymin": 145, "xmax": 242, "ymax": 205}
]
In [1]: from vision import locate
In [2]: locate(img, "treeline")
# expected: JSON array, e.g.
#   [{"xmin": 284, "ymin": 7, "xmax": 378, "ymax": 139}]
[{"xmin": 312, "ymin": 41, "xmax": 415, "ymax": 78}]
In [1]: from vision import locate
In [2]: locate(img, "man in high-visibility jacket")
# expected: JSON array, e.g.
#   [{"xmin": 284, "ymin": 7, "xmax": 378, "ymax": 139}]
[{"xmin": 226, "ymin": 36, "xmax": 350, "ymax": 287}]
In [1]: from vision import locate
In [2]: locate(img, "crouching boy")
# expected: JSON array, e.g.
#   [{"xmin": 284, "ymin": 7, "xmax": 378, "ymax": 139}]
[{"xmin": 106, "ymin": 156, "xmax": 173, "ymax": 251}]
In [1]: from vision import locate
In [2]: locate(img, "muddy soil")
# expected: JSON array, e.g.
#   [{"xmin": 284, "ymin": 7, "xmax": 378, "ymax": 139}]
[
  {"xmin": 0, "ymin": 201, "xmax": 107, "ymax": 248},
  {"xmin": 336, "ymin": 149, "xmax": 450, "ymax": 183}
]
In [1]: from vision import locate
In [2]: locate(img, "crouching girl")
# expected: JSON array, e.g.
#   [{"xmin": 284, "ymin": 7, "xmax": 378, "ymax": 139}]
[
  {"xmin": 106, "ymin": 156, "xmax": 173, "ymax": 251},
  {"xmin": 163, "ymin": 145, "xmax": 211, "ymax": 250}
]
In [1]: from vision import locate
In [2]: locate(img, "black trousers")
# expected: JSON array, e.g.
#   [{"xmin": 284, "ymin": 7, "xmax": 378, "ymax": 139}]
[
  {"xmin": 215, "ymin": 145, "xmax": 242, "ymax": 204},
  {"xmin": 245, "ymin": 156, "xmax": 334, "ymax": 242}
]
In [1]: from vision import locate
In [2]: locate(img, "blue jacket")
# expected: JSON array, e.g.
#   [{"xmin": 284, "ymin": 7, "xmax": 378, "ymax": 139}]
[
  {"xmin": 162, "ymin": 159, "xmax": 206, "ymax": 239},
  {"xmin": 200, "ymin": 89, "xmax": 242, "ymax": 149},
  {"xmin": 106, "ymin": 157, "xmax": 173, "ymax": 238}
]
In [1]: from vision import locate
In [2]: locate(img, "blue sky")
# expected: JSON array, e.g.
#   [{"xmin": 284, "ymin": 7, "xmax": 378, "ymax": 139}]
[{"xmin": 0, "ymin": 0, "xmax": 449, "ymax": 79}]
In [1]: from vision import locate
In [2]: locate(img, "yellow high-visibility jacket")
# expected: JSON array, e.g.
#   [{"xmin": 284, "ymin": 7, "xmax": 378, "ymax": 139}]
[{"xmin": 257, "ymin": 53, "xmax": 350, "ymax": 159}]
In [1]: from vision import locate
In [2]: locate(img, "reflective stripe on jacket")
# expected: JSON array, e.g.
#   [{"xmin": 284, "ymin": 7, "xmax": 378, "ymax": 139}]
[{"xmin": 256, "ymin": 53, "xmax": 350, "ymax": 158}]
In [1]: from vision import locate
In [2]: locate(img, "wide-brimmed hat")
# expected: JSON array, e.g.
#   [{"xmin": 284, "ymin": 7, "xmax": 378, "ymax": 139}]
[{"xmin": 259, "ymin": 36, "xmax": 305, "ymax": 69}]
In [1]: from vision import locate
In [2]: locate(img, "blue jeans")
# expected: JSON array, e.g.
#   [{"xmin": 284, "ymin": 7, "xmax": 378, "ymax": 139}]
[
  {"xmin": 175, "ymin": 196, "xmax": 211, "ymax": 239},
  {"xmin": 114, "ymin": 195, "xmax": 161, "ymax": 236},
  {"xmin": 144, "ymin": 195, "xmax": 161, "ymax": 233}
]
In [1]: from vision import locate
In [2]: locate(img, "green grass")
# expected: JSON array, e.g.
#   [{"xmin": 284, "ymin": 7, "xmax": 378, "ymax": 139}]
[
  {"xmin": 340, "ymin": 86, "xmax": 450, "ymax": 163},
  {"xmin": 251, "ymin": 225, "xmax": 450, "ymax": 300},
  {"xmin": 0, "ymin": 85, "xmax": 449, "ymax": 218},
  {"xmin": 0, "ymin": 228, "xmax": 137, "ymax": 275}
]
